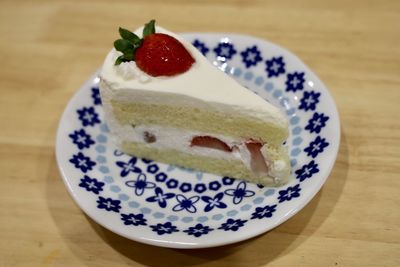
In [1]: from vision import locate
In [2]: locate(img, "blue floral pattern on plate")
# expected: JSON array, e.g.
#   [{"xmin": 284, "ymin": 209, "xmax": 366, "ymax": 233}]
[
  {"xmin": 265, "ymin": 56, "xmax": 285, "ymax": 77},
  {"xmin": 213, "ymin": 42, "xmax": 237, "ymax": 61},
  {"xmin": 79, "ymin": 175, "xmax": 104, "ymax": 194},
  {"xmin": 184, "ymin": 223, "xmax": 214, "ymax": 237},
  {"xmin": 218, "ymin": 218, "xmax": 248, "ymax": 231},
  {"xmin": 121, "ymin": 213, "xmax": 147, "ymax": 226},
  {"xmin": 240, "ymin": 45, "xmax": 263, "ymax": 68},
  {"xmin": 56, "ymin": 33, "xmax": 340, "ymax": 248},
  {"xmin": 69, "ymin": 129, "xmax": 95, "ymax": 150}
]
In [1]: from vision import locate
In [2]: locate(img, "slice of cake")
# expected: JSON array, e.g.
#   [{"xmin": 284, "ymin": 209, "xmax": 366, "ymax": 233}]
[{"xmin": 99, "ymin": 20, "xmax": 290, "ymax": 186}]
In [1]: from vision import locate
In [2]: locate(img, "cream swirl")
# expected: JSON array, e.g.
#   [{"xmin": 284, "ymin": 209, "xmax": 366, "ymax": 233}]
[{"xmin": 113, "ymin": 51, "xmax": 151, "ymax": 83}]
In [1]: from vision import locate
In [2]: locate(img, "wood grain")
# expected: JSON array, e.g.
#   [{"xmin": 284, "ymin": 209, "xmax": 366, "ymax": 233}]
[{"xmin": 1, "ymin": 0, "xmax": 399, "ymax": 266}]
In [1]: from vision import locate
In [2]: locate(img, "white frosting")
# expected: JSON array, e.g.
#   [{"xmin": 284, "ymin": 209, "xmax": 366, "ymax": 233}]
[
  {"xmin": 100, "ymin": 26, "xmax": 288, "ymax": 128},
  {"xmin": 114, "ymin": 52, "xmax": 152, "ymax": 82}
]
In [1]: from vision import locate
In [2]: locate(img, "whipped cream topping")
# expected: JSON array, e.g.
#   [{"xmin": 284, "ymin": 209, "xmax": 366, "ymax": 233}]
[
  {"xmin": 100, "ymin": 26, "xmax": 288, "ymax": 129},
  {"xmin": 113, "ymin": 52, "xmax": 151, "ymax": 82}
]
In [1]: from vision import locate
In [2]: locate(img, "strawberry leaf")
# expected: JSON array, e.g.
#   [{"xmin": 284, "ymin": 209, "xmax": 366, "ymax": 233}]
[
  {"xmin": 115, "ymin": 55, "xmax": 125, "ymax": 65},
  {"xmin": 143, "ymin": 19, "xmax": 156, "ymax": 37},
  {"xmin": 119, "ymin": 27, "xmax": 141, "ymax": 45},
  {"xmin": 123, "ymin": 50, "xmax": 134, "ymax": 61},
  {"xmin": 114, "ymin": 39, "xmax": 133, "ymax": 52}
]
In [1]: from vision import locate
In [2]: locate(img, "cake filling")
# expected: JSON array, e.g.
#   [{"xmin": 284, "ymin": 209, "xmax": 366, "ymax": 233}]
[
  {"xmin": 110, "ymin": 122, "xmax": 282, "ymax": 177},
  {"xmin": 190, "ymin": 135, "xmax": 269, "ymax": 174},
  {"xmin": 190, "ymin": 136, "xmax": 232, "ymax": 152},
  {"xmin": 190, "ymin": 136, "xmax": 269, "ymax": 174},
  {"xmin": 245, "ymin": 140, "xmax": 269, "ymax": 174}
]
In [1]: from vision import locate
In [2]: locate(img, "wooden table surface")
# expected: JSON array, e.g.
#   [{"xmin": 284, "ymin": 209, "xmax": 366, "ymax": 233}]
[{"xmin": 1, "ymin": 0, "xmax": 399, "ymax": 266}]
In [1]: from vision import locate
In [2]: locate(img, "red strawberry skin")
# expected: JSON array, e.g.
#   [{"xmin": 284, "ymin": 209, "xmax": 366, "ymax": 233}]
[
  {"xmin": 135, "ymin": 33, "xmax": 195, "ymax": 77},
  {"xmin": 191, "ymin": 136, "xmax": 232, "ymax": 152},
  {"xmin": 245, "ymin": 140, "xmax": 269, "ymax": 174}
]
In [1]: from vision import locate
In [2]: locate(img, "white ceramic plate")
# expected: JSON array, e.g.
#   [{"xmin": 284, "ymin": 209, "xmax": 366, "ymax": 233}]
[{"xmin": 56, "ymin": 33, "xmax": 340, "ymax": 249}]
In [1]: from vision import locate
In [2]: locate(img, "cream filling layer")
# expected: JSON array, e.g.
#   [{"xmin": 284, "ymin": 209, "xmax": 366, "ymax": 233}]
[
  {"xmin": 111, "ymin": 122, "xmax": 287, "ymax": 180},
  {"xmin": 113, "ymin": 123, "xmax": 241, "ymax": 160}
]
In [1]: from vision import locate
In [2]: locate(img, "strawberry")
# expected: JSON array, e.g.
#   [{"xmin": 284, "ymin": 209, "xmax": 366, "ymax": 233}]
[
  {"xmin": 135, "ymin": 33, "xmax": 195, "ymax": 77},
  {"xmin": 245, "ymin": 140, "xmax": 269, "ymax": 174},
  {"xmin": 114, "ymin": 20, "xmax": 195, "ymax": 77},
  {"xmin": 191, "ymin": 136, "xmax": 232, "ymax": 152}
]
